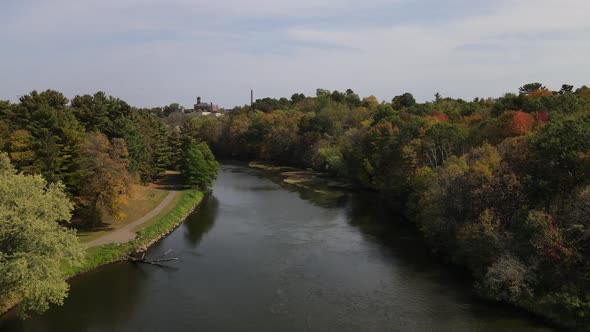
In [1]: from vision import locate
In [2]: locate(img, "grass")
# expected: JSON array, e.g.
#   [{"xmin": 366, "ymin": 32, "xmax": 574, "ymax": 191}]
[
  {"xmin": 134, "ymin": 191, "xmax": 203, "ymax": 248},
  {"xmin": 133, "ymin": 188, "xmax": 187, "ymax": 231},
  {"xmin": 65, "ymin": 190, "xmax": 204, "ymax": 277},
  {"xmin": 76, "ymin": 182, "xmax": 170, "ymax": 243}
]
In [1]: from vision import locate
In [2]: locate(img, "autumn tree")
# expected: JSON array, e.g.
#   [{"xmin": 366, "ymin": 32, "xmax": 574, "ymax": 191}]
[
  {"xmin": 80, "ymin": 133, "xmax": 133, "ymax": 225},
  {"xmin": 362, "ymin": 95, "xmax": 379, "ymax": 111},
  {"xmin": 9, "ymin": 129, "xmax": 37, "ymax": 174},
  {"xmin": 505, "ymin": 110, "xmax": 534, "ymax": 136},
  {"xmin": 481, "ymin": 255, "xmax": 533, "ymax": 303}
]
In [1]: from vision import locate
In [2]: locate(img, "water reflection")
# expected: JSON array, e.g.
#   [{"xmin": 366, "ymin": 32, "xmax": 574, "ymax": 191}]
[
  {"xmin": 0, "ymin": 262, "xmax": 147, "ymax": 332},
  {"xmin": 184, "ymin": 194, "xmax": 219, "ymax": 246},
  {"xmin": 262, "ymin": 174, "xmax": 555, "ymax": 331}
]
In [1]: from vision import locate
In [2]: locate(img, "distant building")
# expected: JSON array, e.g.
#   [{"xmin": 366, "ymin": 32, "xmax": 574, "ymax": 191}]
[{"xmin": 194, "ymin": 96, "xmax": 220, "ymax": 113}]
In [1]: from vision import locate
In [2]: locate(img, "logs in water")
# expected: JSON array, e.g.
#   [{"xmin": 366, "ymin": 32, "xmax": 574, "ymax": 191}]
[{"xmin": 127, "ymin": 249, "xmax": 179, "ymax": 266}]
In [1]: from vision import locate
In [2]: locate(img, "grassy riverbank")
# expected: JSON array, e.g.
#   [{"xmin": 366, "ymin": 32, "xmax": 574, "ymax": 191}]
[
  {"xmin": 0, "ymin": 190, "xmax": 203, "ymax": 315},
  {"xmin": 66, "ymin": 189, "xmax": 203, "ymax": 276},
  {"xmin": 77, "ymin": 182, "xmax": 170, "ymax": 243}
]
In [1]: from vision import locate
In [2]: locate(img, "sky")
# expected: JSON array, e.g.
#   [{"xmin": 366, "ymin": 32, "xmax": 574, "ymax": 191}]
[{"xmin": 1, "ymin": 0, "xmax": 589, "ymax": 108}]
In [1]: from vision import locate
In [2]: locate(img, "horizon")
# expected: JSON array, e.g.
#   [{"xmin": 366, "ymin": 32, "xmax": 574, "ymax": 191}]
[{"xmin": 1, "ymin": 0, "xmax": 589, "ymax": 108}]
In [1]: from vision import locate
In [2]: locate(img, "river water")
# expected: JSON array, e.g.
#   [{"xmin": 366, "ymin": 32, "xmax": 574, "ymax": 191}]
[{"xmin": 0, "ymin": 164, "xmax": 554, "ymax": 331}]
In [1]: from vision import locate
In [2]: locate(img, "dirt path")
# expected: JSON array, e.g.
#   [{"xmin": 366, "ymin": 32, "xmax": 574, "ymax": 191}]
[{"xmin": 85, "ymin": 190, "xmax": 180, "ymax": 248}]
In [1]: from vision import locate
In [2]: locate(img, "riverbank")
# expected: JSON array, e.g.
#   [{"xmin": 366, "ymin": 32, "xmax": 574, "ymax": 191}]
[
  {"xmin": 0, "ymin": 189, "xmax": 204, "ymax": 316},
  {"xmin": 247, "ymin": 161, "xmax": 573, "ymax": 331},
  {"xmin": 1, "ymin": 163, "xmax": 555, "ymax": 331},
  {"xmin": 66, "ymin": 189, "xmax": 204, "ymax": 276}
]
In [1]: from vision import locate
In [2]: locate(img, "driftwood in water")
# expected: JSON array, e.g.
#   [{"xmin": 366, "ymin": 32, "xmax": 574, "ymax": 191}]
[{"xmin": 127, "ymin": 249, "xmax": 178, "ymax": 266}]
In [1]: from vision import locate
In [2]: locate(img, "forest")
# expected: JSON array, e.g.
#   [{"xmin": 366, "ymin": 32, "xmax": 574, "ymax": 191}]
[
  {"xmin": 181, "ymin": 84, "xmax": 590, "ymax": 329},
  {"xmin": 1, "ymin": 84, "xmax": 590, "ymax": 329}
]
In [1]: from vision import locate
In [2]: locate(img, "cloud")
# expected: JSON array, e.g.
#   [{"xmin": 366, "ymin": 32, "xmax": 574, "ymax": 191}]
[{"xmin": 1, "ymin": 0, "xmax": 589, "ymax": 107}]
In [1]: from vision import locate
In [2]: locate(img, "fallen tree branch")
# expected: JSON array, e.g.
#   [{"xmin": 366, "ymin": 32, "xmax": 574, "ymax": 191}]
[{"xmin": 127, "ymin": 249, "xmax": 178, "ymax": 266}]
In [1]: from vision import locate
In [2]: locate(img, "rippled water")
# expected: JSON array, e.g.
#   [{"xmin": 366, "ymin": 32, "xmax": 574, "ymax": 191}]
[{"xmin": 0, "ymin": 164, "xmax": 554, "ymax": 331}]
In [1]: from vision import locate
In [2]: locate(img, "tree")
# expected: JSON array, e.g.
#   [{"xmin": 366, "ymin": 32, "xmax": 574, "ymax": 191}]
[
  {"xmin": 392, "ymin": 92, "xmax": 416, "ymax": 109},
  {"xmin": 151, "ymin": 119, "xmax": 173, "ymax": 175},
  {"xmin": 0, "ymin": 120, "xmax": 9, "ymax": 151},
  {"xmin": 168, "ymin": 128, "xmax": 183, "ymax": 169},
  {"xmin": 27, "ymin": 107, "xmax": 86, "ymax": 191},
  {"xmin": 373, "ymin": 104, "xmax": 395, "ymax": 123},
  {"xmin": 312, "ymin": 146, "xmax": 345, "ymax": 176},
  {"xmin": 434, "ymin": 92, "xmax": 442, "ymax": 102},
  {"xmin": 530, "ymin": 114, "xmax": 590, "ymax": 202},
  {"xmin": 422, "ymin": 122, "xmax": 466, "ymax": 168},
  {"xmin": 9, "ymin": 129, "xmax": 37, "ymax": 174},
  {"xmin": 71, "ymin": 92, "xmax": 131, "ymax": 134},
  {"xmin": 362, "ymin": 95, "xmax": 379, "ymax": 110},
  {"xmin": 505, "ymin": 110, "xmax": 534, "ymax": 136},
  {"xmin": 456, "ymin": 209, "xmax": 502, "ymax": 272},
  {"xmin": 291, "ymin": 93, "xmax": 306, "ymax": 104},
  {"xmin": 481, "ymin": 255, "xmax": 533, "ymax": 302},
  {"xmin": 316, "ymin": 89, "xmax": 331, "ymax": 98},
  {"xmin": 0, "ymin": 153, "xmax": 83, "ymax": 316},
  {"xmin": 108, "ymin": 116, "xmax": 149, "ymax": 178},
  {"xmin": 519, "ymin": 82, "xmax": 547, "ymax": 95},
  {"xmin": 70, "ymin": 92, "xmax": 111, "ymax": 132},
  {"xmin": 80, "ymin": 133, "xmax": 133, "ymax": 225},
  {"xmin": 163, "ymin": 103, "xmax": 180, "ymax": 116},
  {"xmin": 344, "ymin": 89, "xmax": 362, "ymax": 108},
  {"xmin": 559, "ymin": 84, "xmax": 574, "ymax": 95},
  {"xmin": 181, "ymin": 142, "xmax": 218, "ymax": 190},
  {"xmin": 15, "ymin": 90, "xmax": 68, "ymax": 127}
]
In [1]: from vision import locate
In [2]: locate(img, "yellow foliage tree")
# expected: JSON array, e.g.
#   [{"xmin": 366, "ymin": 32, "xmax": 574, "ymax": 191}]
[{"xmin": 80, "ymin": 133, "xmax": 133, "ymax": 225}]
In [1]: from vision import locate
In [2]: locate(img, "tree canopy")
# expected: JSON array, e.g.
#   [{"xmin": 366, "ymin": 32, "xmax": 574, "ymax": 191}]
[
  {"xmin": 174, "ymin": 83, "xmax": 590, "ymax": 329},
  {"xmin": 0, "ymin": 153, "xmax": 83, "ymax": 316},
  {"xmin": 181, "ymin": 142, "xmax": 218, "ymax": 190}
]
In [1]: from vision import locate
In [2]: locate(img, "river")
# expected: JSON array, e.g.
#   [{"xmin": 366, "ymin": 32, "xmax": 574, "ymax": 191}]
[{"xmin": 0, "ymin": 164, "xmax": 554, "ymax": 331}]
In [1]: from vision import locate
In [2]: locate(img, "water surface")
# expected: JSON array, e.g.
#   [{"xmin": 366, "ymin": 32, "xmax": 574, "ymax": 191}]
[{"xmin": 0, "ymin": 164, "xmax": 554, "ymax": 331}]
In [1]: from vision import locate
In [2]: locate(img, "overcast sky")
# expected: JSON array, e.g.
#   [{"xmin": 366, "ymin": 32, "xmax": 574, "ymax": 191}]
[{"xmin": 1, "ymin": 0, "xmax": 589, "ymax": 108}]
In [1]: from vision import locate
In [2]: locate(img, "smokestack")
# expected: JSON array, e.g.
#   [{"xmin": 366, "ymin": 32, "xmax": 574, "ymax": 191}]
[{"xmin": 250, "ymin": 89, "xmax": 253, "ymax": 106}]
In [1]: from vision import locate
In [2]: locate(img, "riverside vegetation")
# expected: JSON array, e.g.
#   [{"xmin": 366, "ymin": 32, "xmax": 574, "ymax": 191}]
[
  {"xmin": 178, "ymin": 84, "xmax": 590, "ymax": 330},
  {"xmin": 0, "ymin": 91, "xmax": 217, "ymax": 316},
  {"xmin": 1, "ymin": 85, "xmax": 590, "ymax": 329}
]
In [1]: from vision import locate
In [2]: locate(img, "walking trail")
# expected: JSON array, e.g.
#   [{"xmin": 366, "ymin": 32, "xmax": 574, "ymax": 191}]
[{"xmin": 85, "ymin": 190, "xmax": 179, "ymax": 248}]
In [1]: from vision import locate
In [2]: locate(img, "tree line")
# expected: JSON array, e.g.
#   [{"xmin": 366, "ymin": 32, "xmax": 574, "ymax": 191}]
[
  {"xmin": 0, "ymin": 90, "xmax": 217, "ymax": 225},
  {"xmin": 180, "ymin": 84, "xmax": 590, "ymax": 330},
  {"xmin": 0, "ymin": 90, "xmax": 217, "ymax": 315}
]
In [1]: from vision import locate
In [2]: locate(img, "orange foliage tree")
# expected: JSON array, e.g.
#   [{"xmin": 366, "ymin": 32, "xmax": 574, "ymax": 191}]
[
  {"xmin": 505, "ymin": 111, "xmax": 534, "ymax": 136},
  {"xmin": 430, "ymin": 111, "xmax": 449, "ymax": 122}
]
